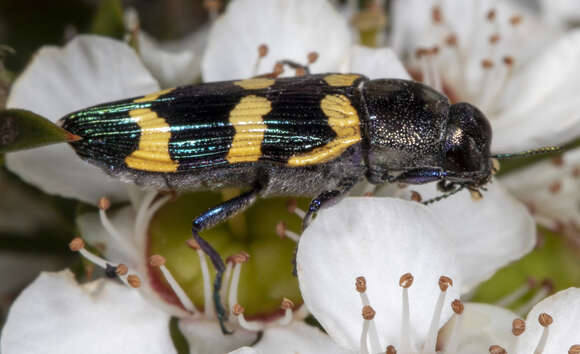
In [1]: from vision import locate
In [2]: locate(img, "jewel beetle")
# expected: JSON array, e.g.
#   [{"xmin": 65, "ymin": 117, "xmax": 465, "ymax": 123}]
[{"xmin": 50, "ymin": 71, "xmax": 554, "ymax": 332}]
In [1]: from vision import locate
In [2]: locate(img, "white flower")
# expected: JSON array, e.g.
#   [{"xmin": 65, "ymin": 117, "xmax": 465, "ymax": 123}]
[
  {"xmin": 390, "ymin": 0, "xmax": 580, "ymax": 153},
  {"xmin": 539, "ymin": 0, "xmax": 580, "ymax": 27}
]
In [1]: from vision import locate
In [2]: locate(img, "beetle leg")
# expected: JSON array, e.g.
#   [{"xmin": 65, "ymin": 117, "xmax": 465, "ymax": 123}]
[
  {"xmin": 389, "ymin": 168, "xmax": 445, "ymax": 184},
  {"xmin": 302, "ymin": 178, "xmax": 359, "ymax": 230},
  {"xmin": 192, "ymin": 185, "xmax": 262, "ymax": 334}
]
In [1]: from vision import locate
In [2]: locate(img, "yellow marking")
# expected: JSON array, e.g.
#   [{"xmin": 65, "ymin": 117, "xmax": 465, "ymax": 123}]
[
  {"xmin": 125, "ymin": 108, "xmax": 178, "ymax": 172},
  {"xmin": 288, "ymin": 94, "xmax": 361, "ymax": 166},
  {"xmin": 226, "ymin": 95, "xmax": 271, "ymax": 163},
  {"xmin": 233, "ymin": 78, "xmax": 275, "ymax": 90},
  {"xmin": 134, "ymin": 88, "xmax": 175, "ymax": 103},
  {"xmin": 323, "ymin": 74, "xmax": 361, "ymax": 87}
]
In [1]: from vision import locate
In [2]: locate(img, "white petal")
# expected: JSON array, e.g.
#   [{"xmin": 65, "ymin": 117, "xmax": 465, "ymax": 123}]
[
  {"xmin": 439, "ymin": 302, "xmax": 518, "ymax": 353},
  {"xmin": 1, "ymin": 270, "xmax": 175, "ymax": 354},
  {"xmin": 202, "ymin": 0, "xmax": 351, "ymax": 81},
  {"xmin": 348, "ymin": 45, "xmax": 411, "ymax": 80},
  {"xmin": 228, "ymin": 348, "xmax": 257, "ymax": 354},
  {"xmin": 297, "ymin": 197, "xmax": 462, "ymax": 351},
  {"xmin": 493, "ymin": 29, "xmax": 580, "ymax": 152},
  {"xmin": 540, "ymin": 0, "xmax": 580, "ymax": 26},
  {"xmin": 138, "ymin": 31, "xmax": 204, "ymax": 88},
  {"xmin": 6, "ymin": 35, "xmax": 159, "ymax": 204},
  {"xmin": 250, "ymin": 322, "xmax": 351, "ymax": 354},
  {"xmin": 401, "ymin": 182, "xmax": 536, "ymax": 293},
  {"xmin": 178, "ymin": 318, "xmax": 257, "ymax": 354},
  {"xmin": 501, "ymin": 148, "xmax": 580, "ymax": 230},
  {"xmin": 518, "ymin": 287, "xmax": 580, "ymax": 354}
]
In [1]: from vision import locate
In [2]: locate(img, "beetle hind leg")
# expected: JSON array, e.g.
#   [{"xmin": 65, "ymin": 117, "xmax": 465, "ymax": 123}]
[{"xmin": 191, "ymin": 185, "xmax": 262, "ymax": 334}]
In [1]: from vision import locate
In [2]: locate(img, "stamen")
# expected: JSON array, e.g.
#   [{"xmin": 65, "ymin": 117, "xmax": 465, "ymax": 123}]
[
  {"xmin": 549, "ymin": 181, "xmax": 562, "ymax": 194},
  {"xmin": 572, "ymin": 167, "xmax": 580, "ymax": 179},
  {"xmin": 399, "ymin": 273, "xmax": 414, "ymax": 353},
  {"xmin": 220, "ymin": 261, "xmax": 234, "ymax": 310},
  {"xmin": 511, "ymin": 318, "xmax": 525, "ymax": 353},
  {"xmin": 509, "ymin": 15, "xmax": 523, "ymax": 26},
  {"xmin": 489, "ymin": 34, "xmax": 501, "ymax": 45},
  {"xmin": 98, "ymin": 197, "xmax": 138, "ymax": 260},
  {"xmin": 487, "ymin": 9, "xmax": 497, "ymax": 22},
  {"xmin": 386, "ymin": 345, "xmax": 397, "ymax": 354},
  {"xmin": 253, "ymin": 44, "xmax": 268, "ymax": 76},
  {"xmin": 534, "ymin": 313, "xmax": 553, "ymax": 354},
  {"xmin": 427, "ymin": 47, "xmax": 442, "ymax": 92},
  {"xmin": 516, "ymin": 279, "xmax": 553, "ymax": 315},
  {"xmin": 360, "ymin": 305, "xmax": 381, "ymax": 354},
  {"xmin": 569, "ymin": 345, "xmax": 580, "ymax": 354},
  {"xmin": 409, "ymin": 191, "xmax": 422, "ymax": 202},
  {"xmin": 551, "ymin": 155, "xmax": 564, "ymax": 167},
  {"xmin": 116, "ymin": 263, "xmax": 128, "ymax": 276},
  {"xmin": 491, "ymin": 158, "xmax": 501, "ymax": 174},
  {"xmin": 228, "ymin": 252, "xmax": 250, "ymax": 316},
  {"xmin": 470, "ymin": 189, "xmax": 483, "ymax": 201},
  {"xmin": 286, "ymin": 198, "xmax": 306, "ymax": 219},
  {"xmin": 275, "ymin": 221, "xmax": 300, "ymax": 242},
  {"xmin": 277, "ymin": 297, "xmax": 294, "ymax": 326},
  {"xmin": 489, "ymin": 345, "xmax": 507, "ymax": 354},
  {"xmin": 127, "ymin": 274, "xmax": 141, "ymax": 288},
  {"xmin": 445, "ymin": 34, "xmax": 458, "ymax": 47},
  {"xmin": 307, "ymin": 51, "xmax": 319, "ymax": 65},
  {"xmin": 186, "ymin": 239, "xmax": 213, "ymax": 317},
  {"xmin": 495, "ymin": 277, "xmax": 535, "ymax": 307},
  {"xmin": 134, "ymin": 191, "xmax": 158, "ymax": 247},
  {"xmin": 443, "ymin": 299, "xmax": 464, "ymax": 354},
  {"xmin": 432, "ymin": 6, "xmax": 442, "ymax": 24},
  {"xmin": 149, "ymin": 254, "xmax": 197, "ymax": 314},
  {"xmin": 232, "ymin": 303, "xmax": 263, "ymax": 331},
  {"xmin": 423, "ymin": 276, "xmax": 453, "ymax": 352},
  {"xmin": 204, "ymin": 0, "xmax": 221, "ymax": 23}
]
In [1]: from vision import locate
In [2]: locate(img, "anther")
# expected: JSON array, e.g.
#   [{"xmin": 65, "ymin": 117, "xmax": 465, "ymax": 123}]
[
  {"xmin": 295, "ymin": 67, "xmax": 307, "ymax": 77},
  {"xmin": 362, "ymin": 305, "xmax": 376, "ymax": 320},
  {"xmin": 272, "ymin": 62, "xmax": 284, "ymax": 78},
  {"xmin": 548, "ymin": 181, "xmax": 561, "ymax": 194},
  {"xmin": 512, "ymin": 318, "xmax": 525, "ymax": 335},
  {"xmin": 204, "ymin": 0, "xmax": 221, "ymax": 22},
  {"xmin": 415, "ymin": 48, "xmax": 429, "ymax": 59},
  {"xmin": 538, "ymin": 313, "xmax": 553, "ymax": 327},
  {"xmin": 470, "ymin": 189, "xmax": 483, "ymax": 201},
  {"xmin": 98, "ymin": 197, "xmax": 111, "ymax": 211},
  {"xmin": 281, "ymin": 297, "xmax": 294, "ymax": 310},
  {"xmin": 399, "ymin": 273, "xmax": 414, "ymax": 288},
  {"xmin": 149, "ymin": 254, "xmax": 166, "ymax": 267},
  {"xmin": 356, "ymin": 276, "xmax": 367, "ymax": 293},
  {"xmin": 573, "ymin": 167, "xmax": 580, "ymax": 178},
  {"xmin": 286, "ymin": 198, "xmax": 306, "ymax": 219},
  {"xmin": 69, "ymin": 237, "xmax": 85, "ymax": 252},
  {"xmin": 445, "ymin": 34, "xmax": 458, "ymax": 47},
  {"xmin": 116, "ymin": 263, "xmax": 128, "ymax": 276},
  {"xmin": 569, "ymin": 345, "xmax": 580, "ymax": 354},
  {"xmin": 491, "ymin": 158, "xmax": 501, "ymax": 174},
  {"xmin": 258, "ymin": 44, "xmax": 268, "ymax": 58},
  {"xmin": 186, "ymin": 238, "xmax": 201, "ymax": 250},
  {"xmin": 509, "ymin": 15, "xmax": 523, "ymax": 26},
  {"xmin": 278, "ymin": 297, "xmax": 295, "ymax": 326},
  {"xmin": 432, "ymin": 6, "xmax": 442, "ymax": 24},
  {"xmin": 503, "ymin": 56, "xmax": 515, "ymax": 67},
  {"xmin": 230, "ymin": 251, "xmax": 250, "ymax": 264},
  {"xmin": 410, "ymin": 191, "xmax": 422, "ymax": 202},
  {"xmin": 439, "ymin": 276, "xmax": 453, "ymax": 291},
  {"xmin": 489, "ymin": 34, "xmax": 501, "ymax": 44},
  {"xmin": 232, "ymin": 303, "xmax": 245, "ymax": 316},
  {"xmin": 489, "ymin": 345, "xmax": 507, "ymax": 354},
  {"xmin": 430, "ymin": 46, "xmax": 440, "ymax": 56},
  {"xmin": 551, "ymin": 155, "xmax": 564, "ymax": 166},
  {"xmin": 307, "ymin": 51, "xmax": 319, "ymax": 64},
  {"xmin": 127, "ymin": 274, "xmax": 141, "ymax": 288},
  {"xmin": 451, "ymin": 299, "xmax": 464, "ymax": 314},
  {"xmin": 386, "ymin": 345, "xmax": 397, "ymax": 354},
  {"xmin": 275, "ymin": 221, "xmax": 300, "ymax": 242},
  {"xmin": 487, "ymin": 9, "xmax": 496, "ymax": 21},
  {"xmin": 481, "ymin": 59, "xmax": 494, "ymax": 69}
]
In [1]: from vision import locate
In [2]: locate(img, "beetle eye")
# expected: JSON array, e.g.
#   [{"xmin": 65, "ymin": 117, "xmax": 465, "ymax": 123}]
[{"xmin": 444, "ymin": 133, "xmax": 481, "ymax": 172}]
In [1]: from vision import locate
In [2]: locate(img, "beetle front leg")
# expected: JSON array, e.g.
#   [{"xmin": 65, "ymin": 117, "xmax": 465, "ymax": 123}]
[
  {"xmin": 389, "ymin": 168, "xmax": 445, "ymax": 184},
  {"xmin": 303, "ymin": 177, "xmax": 359, "ymax": 230},
  {"xmin": 191, "ymin": 185, "xmax": 262, "ymax": 334}
]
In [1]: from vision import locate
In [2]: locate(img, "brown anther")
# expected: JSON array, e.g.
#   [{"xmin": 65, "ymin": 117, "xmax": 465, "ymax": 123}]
[
  {"xmin": 281, "ymin": 297, "xmax": 294, "ymax": 310},
  {"xmin": 276, "ymin": 221, "xmax": 287, "ymax": 238},
  {"xmin": 307, "ymin": 51, "xmax": 319, "ymax": 64},
  {"xmin": 430, "ymin": 46, "xmax": 440, "ymax": 56},
  {"xmin": 115, "ymin": 263, "xmax": 128, "ymax": 276},
  {"xmin": 386, "ymin": 345, "xmax": 397, "ymax": 354},
  {"xmin": 363, "ymin": 192, "xmax": 374, "ymax": 197},
  {"xmin": 491, "ymin": 158, "xmax": 501, "ymax": 174},
  {"xmin": 451, "ymin": 299, "xmax": 464, "ymax": 314},
  {"xmin": 362, "ymin": 305, "xmax": 376, "ymax": 320},
  {"xmin": 512, "ymin": 318, "xmax": 525, "ymax": 336},
  {"xmin": 486, "ymin": 9, "xmax": 496, "ymax": 21},
  {"xmin": 538, "ymin": 313, "xmax": 553, "ymax": 327},
  {"xmin": 258, "ymin": 44, "xmax": 268, "ymax": 58},
  {"xmin": 432, "ymin": 6, "xmax": 442, "ymax": 23},
  {"xmin": 399, "ymin": 273, "xmax": 414, "ymax": 288},
  {"xmin": 233, "ymin": 303, "xmax": 245, "ymax": 315},
  {"xmin": 510, "ymin": 15, "xmax": 523, "ymax": 26},
  {"xmin": 503, "ymin": 56, "xmax": 515, "ymax": 67},
  {"xmin": 273, "ymin": 62, "xmax": 284, "ymax": 77},
  {"xmin": 149, "ymin": 254, "xmax": 166, "ymax": 267},
  {"xmin": 541, "ymin": 278, "xmax": 555, "ymax": 294},
  {"xmin": 231, "ymin": 251, "xmax": 250, "ymax": 264},
  {"xmin": 439, "ymin": 276, "xmax": 453, "ymax": 291},
  {"xmin": 98, "ymin": 197, "xmax": 111, "ymax": 211},
  {"xmin": 410, "ymin": 191, "xmax": 422, "ymax": 202},
  {"xmin": 69, "ymin": 237, "xmax": 85, "ymax": 252},
  {"xmin": 286, "ymin": 198, "xmax": 298, "ymax": 213},
  {"xmin": 489, "ymin": 34, "xmax": 501, "ymax": 44},
  {"xmin": 489, "ymin": 345, "xmax": 506, "ymax": 354},
  {"xmin": 569, "ymin": 345, "xmax": 580, "ymax": 354},
  {"xmin": 295, "ymin": 67, "xmax": 307, "ymax": 77},
  {"xmin": 551, "ymin": 155, "xmax": 564, "ymax": 166},
  {"xmin": 572, "ymin": 167, "xmax": 580, "ymax": 178},
  {"xmin": 127, "ymin": 274, "xmax": 141, "ymax": 288},
  {"xmin": 470, "ymin": 189, "xmax": 483, "ymax": 201},
  {"xmin": 356, "ymin": 276, "xmax": 367, "ymax": 293},
  {"xmin": 186, "ymin": 239, "xmax": 201, "ymax": 250},
  {"xmin": 415, "ymin": 48, "xmax": 428, "ymax": 58},
  {"xmin": 481, "ymin": 59, "xmax": 494, "ymax": 69},
  {"xmin": 445, "ymin": 34, "xmax": 458, "ymax": 47},
  {"xmin": 549, "ymin": 181, "xmax": 562, "ymax": 194},
  {"xmin": 203, "ymin": 0, "xmax": 221, "ymax": 12}
]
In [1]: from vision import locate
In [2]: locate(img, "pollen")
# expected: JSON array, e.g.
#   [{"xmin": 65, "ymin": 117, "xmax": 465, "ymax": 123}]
[
  {"xmin": 386, "ymin": 345, "xmax": 397, "ymax": 354},
  {"xmin": 410, "ymin": 191, "xmax": 422, "ymax": 202},
  {"xmin": 512, "ymin": 318, "xmax": 525, "ymax": 336},
  {"xmin": 451, "ymin": 299, "xmax": 464, "ymax": 314},
  {"xmin": 116, "ymin": 264, "xmax": 128, "ymax": 276},
  {"xmin": 69, "ymin": 237, "xmax": 85, "ymax": 252},
  {"xmin": 569, "ymin": 345, "xmax": 580, "ymax": 354},
  {"xmin": 399, "ymin": 273, "xmax": 414, "ymax": 288},
  {"xmin": 362, "ymin": 305, "xmax": 376, "ymax": 320},
  {"xmin": 127, "ymin": 274, "xmax": 141, "ymax": 288},
  {"xmin": 489, "ymin": 345, "xmax": 507, "ymax": 354},
  {"xmin": 538, "ymin": 313, "xmax": 553, "ymax": 327},
  {"xmin": 149, "ymin": 254, "xmax": 166, "ymax": 267},
  {"xmin": 439, "ymin": 275, "xmax": 453, "ymax": 291},
  {"xmin": 280, "ymin": 297, "xmax": 294, "ymax": 310},
  {"xmin": 98, "ymin": 197, "xmax": 111, "ymax": 211},
  {"xmin": 356, "ymin": 276, "xmax": 367, "ymax": 293}
]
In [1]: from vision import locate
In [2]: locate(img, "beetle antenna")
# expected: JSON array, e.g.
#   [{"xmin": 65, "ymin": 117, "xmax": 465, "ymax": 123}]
[
  {"xmin": 422, "ymin": 185, "xmax": 464, "ymax": 205},
  {"xmin": 491, "ymin": 146, "xmax": 561, "ymax": 160}
]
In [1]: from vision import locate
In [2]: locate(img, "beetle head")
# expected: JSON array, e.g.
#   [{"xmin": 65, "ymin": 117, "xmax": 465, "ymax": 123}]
[{"xmin": 442, "ymin": 102, "xmax": 492, "ymax": 187}]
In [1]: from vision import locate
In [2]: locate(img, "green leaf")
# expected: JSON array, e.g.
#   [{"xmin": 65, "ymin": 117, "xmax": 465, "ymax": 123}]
[
  {"xmin": 90, "ymin": 0, "xmax": 125, "ymax": 40},
  {"xmin": 0, "ymin": 109, "xmax": 74, "ymax": 153},
  {"xmin": 497, "ymin": 136, "xmax": 580, "ymax": 176}
]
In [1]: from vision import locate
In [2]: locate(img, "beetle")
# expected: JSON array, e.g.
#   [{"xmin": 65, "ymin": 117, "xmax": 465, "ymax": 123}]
[{"xmin": 57, "ymin": 71, "xmax": 542, "ymax": 332}]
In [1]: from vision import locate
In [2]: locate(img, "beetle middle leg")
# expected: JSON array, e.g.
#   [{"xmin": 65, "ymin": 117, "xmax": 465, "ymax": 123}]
[
  {"xmin": 191, "ymin": 185, "xmax": 262, "ymax": 334},
  {"xmin": 303, "ymin": 177, "xmax": 359, "ymax": 230}
]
